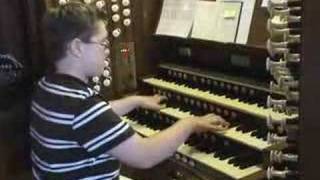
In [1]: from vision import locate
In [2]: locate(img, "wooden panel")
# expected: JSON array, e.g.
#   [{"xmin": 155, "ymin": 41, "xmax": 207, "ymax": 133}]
[
  {"xmin": 0, "ymin": 0, "xmax": 45, "ymax": 179},
  {"xmin": 133, "ymin": 0, "xmax": 163, "ymax": 80},
  {"xmin": 300, "ymin": 1, "xmax": 320, "ymax": 179},
  {"xmin": 132, "ymin": 0, "xmax": 270, "ymax": 83},
  {"xmin": 247, "ymin": 0, "xmax": 269, "ymax": 47}
]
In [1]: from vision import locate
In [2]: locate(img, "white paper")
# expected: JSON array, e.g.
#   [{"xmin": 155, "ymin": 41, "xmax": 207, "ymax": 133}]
[
  {"xmin": 156, "ymin": 0, "xmax": 196, "ymax": 38},
  {"xmin": 215, "ymin": 2, "xmax": 242, "ymax": 42},
  {"xmin": 191, "ymin": 1, "xmax": 242, "ymax": 43},
  {"xmin": 261, "ymin": 0, "xmax": 269, "ymax": 7},
  {"xmin": 219, "ymin": 0, "xmax": 256, "ymax": 44},
  {"xmin": 191, "ymin": 1, "xmax": 219, "ymax": 41}
]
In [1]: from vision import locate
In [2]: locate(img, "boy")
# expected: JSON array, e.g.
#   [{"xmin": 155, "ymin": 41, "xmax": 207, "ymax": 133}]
[{"xmin": 30, "ymin": 2, "xmax": 229, "ymax": 179}]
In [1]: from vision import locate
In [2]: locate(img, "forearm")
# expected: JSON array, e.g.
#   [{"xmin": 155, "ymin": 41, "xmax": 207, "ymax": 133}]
[
  {"xmin": 109, "ymin": 119, "xmax": 195, "ymax": 169},
  {"xmin": 139, "ymin": 119, "xmax": 195, "ymax": 167},
  {"xmin": 110, "ymin": 96, "xmax": 141, "ymax": 116},
  {"xmin": 109, "ymin": 113, "xmax": 226, "ymax": 169}
]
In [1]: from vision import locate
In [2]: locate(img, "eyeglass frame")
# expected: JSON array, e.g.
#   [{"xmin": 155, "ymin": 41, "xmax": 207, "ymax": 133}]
[{"xmin": 84, "ymin": 39, "xmax": 109, "ymax": 50}]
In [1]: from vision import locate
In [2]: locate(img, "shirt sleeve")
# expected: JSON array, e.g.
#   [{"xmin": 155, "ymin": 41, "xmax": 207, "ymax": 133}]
[{"xmin": 72, "ymin": 95, "xmax": 135, "ymax": 157}]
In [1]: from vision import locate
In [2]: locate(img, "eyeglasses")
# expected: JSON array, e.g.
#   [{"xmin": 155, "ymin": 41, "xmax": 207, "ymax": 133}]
[{"xmin": 85, "ymin": 39, "xmax": 109, "ymax": 50}]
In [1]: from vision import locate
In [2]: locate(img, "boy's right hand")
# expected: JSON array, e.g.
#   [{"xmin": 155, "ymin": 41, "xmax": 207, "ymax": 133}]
[{"xmin": 183, "ymin": 113, "xmax": 230, "ymax": 133}]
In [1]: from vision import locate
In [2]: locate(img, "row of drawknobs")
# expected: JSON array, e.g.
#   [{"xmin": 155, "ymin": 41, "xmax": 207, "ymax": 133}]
[{"xmin": 265, "ymin": 0, "xmax": 301, "ymax": 179}]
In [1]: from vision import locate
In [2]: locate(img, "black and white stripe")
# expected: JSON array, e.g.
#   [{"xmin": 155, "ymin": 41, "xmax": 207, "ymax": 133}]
[
  {"xmin": 31, "ymin": 151, "xmax": 116, "ymax": 173},
  {"xmin": 73, "ymin": 102, "xmax": 111, "ymax": 129},
  {"xmin": 87, "ymin": 87, "xmax": 96, "ymax": 96},
  {"xmin": 79, "ymin": 170, "xmax": 120, "ymax": 180},
  {"xmin": 83, "ymin": 121, "xmax": 130, "ymax": 152},
  {"xmin": 30, "ymin": 127, "xmax": 80, "ymax": 149},
  {"xmin": 38, "ymin": 78, "xmax": 90, "ymax": 99},
  {"xmin": 31, "ymin": 101, "xmax": 74, "ymax": 125},
  {"xmin": 32, "ymin": 168, "xmax": 41, "ymax": 180}
]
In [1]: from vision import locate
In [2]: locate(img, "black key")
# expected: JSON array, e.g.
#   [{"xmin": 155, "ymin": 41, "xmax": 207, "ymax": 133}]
[
  {"xmin": 213, "ymin": 144, "xmax": 239, "ymax": 160},
  {"xmin": 186, "ymin": 134, "xmax": 201, "ymax": 147},
  {"xmin": 229, "ymin": 120, "xmax": 241, "ymax": 127},
  {"xmin": 253, "ymin": 128, "xmax": 268, "ymax": 139},
  {"xmin": 192, "ymin": 109, "xmax": 204, "ymax": 116},
  {"xmin": 238, "ymin": 152, "xmax": 261, "ymax": 169},
  {"xmin": 180, "ymin": 104, "xmax": 190, "ymax": 112},
  {"xmin": 231, "ymin": 152, "xmax": 253, "ymax": 168}
]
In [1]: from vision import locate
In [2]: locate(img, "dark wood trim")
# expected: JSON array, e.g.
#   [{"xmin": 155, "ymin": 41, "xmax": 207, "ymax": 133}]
[{"xmin": 300, "ymin": 1, "xmax": 320, "ymax": 179}]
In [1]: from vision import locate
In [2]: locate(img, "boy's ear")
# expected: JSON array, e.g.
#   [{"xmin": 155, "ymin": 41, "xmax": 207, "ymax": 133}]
[{"xmin": 68, "ymin": 38, "xmax": 83, "ymax": 58}]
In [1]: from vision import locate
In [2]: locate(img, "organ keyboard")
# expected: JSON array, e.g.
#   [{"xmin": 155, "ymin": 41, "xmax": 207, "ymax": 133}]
[
  {"xmin": 160, "ymin": 107, "xmax": 278, "ymax": 151},
  {"xmin": 143, "ymin": 77, "xmax": 294, "ymax": 121},
  {"xmin": 122, "ymin": 116, "xmax": 265, "ymax": 180}
]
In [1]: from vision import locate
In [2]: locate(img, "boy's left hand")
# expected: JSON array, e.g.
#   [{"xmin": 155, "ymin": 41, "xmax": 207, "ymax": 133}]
[{"xmin": 138, "ymin": 95, "xmax": 167, "ymax": 111}]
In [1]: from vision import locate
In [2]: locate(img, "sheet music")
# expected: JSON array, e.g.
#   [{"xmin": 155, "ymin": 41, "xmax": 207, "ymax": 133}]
[
  {"xmin": 155, "ymin": 0, "xmax": 196, "ymax": 38},
  {"xmin": 261, "ymin": 0, "xmax": 269, "ymax": 7},
  {"xmin": 215, "ymin": 2, "xmax": 242, "ymax": 42},
  {"xmin": 191, "ymin": 1, "xmax": 242, "ymax": 43},
  {"xmin": 191, "ymin": 1, "xmax": 218, "ymax": 41},
  {"xmin": 220, "ymin": 0, "xmax": 256, "ymax": 44}
]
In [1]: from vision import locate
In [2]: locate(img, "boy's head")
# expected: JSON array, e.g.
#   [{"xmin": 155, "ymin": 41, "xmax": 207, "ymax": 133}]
[{"xmin": 43, "ymin": 2, "xmax": 108, "ymax": 78}]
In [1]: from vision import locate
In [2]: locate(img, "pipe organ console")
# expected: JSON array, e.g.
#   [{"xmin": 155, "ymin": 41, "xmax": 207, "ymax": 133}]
[
  {"xmin": 121, "ymin": 59, "xmax": 297, "ymax": 179},
  {"xmin": 120, "ymin": 0, "xmax": 306, "ymax": 179},
  {"xmin": 4, "ymin": 0, "xmax": 320, "ymax": 179},
  {"xmin": 40, "ymin": 0, "xmax": 312, "ymax": 179}
]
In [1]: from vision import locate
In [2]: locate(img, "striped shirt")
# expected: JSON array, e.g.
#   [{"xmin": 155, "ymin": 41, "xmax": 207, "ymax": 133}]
[{"xmin": 30, "ymin": 74, "xmax": 135, "ymax": 180}]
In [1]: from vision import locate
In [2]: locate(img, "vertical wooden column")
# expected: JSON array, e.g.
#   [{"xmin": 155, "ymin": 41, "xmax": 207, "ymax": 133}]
[
  {"xmin": 300, "ymin": 1, "xmax": 320, "ymax": 180},
  {"xmin": 133, "ymin": 0, "xmax": 163, "ymax": 79}
]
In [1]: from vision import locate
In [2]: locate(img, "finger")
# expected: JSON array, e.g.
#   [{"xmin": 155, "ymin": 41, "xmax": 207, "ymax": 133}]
[
  {"xmin": 202, "ymin": 114, "xmax": 223, "ymax": 123},
  {"xmin": 220, "ymin": 120, "xmax": 230, "ymax": 128},
  {"xmin": 159, "ymin": 95, "xmax": 168, "ymax": 101},
  {"xmin": 201, "ymin": 113, "xmax": 216, "ymax": 119},
  {"xmin": 208, "ymin": 124, "xmax": 228, "ymax": 132},
  {"xmin": 213, "ymin": 117, "xmax": 230, "ymax": 127},
  {"xmin": 206, "ymin": 113, "xmax": 222, "ymax": 120},
  {"xmin": 146, "ymin": 103, "xmax": 163, "ymax": 111},
  {"xmin": 156, "ymin": 95, "xmax": 168, "ymax": 103},
  {"xmin": 159, "ymin": 104, "xmax": 167, "ymax": 109},
  {"xmin": 152, "ymin": 94, "xmax": 165, "ymax": 103}
]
